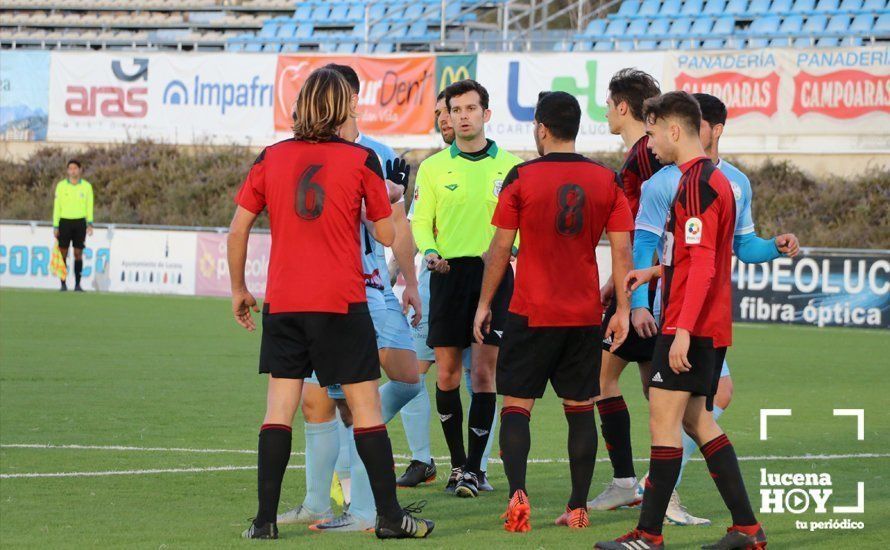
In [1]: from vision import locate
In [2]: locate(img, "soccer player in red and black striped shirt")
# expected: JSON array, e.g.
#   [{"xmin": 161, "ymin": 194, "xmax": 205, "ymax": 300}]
[
  {"xmin": 595, "ymin": 92, "xmax": 766, "ymax": 550},
  {"xmin": 472, "ymin": 91, "xmax": 634, "ymax": 533},
  {"xmin": 227, "ymin": 68, "xmax": 433, "ymax": 540},
  {"xmin": 590, "ymin": 68, "xmax": 664, "ymax": 511}
]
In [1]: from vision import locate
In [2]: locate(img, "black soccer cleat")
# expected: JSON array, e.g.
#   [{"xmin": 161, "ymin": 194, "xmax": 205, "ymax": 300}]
[
  {"xmin": 375, "ymin": 501, "xmax": 434, "ymax": 539},
  {"xmin": 702, "ymin": 525, "xmax": 767, "ymax": 549},
  {"xmin": 444, "ymin": 466, "xmax": 463, "ymax": 493},
  {"xmin": 595, "ymin": 528, "xmax": 665, "ymax": 549},
  {"xmin": 397, "ymin": 459, "xmax": 437, "ymax": 488},
  {"xmin": 74, "ymin": 284, "xmax": 84, "ymax": 292},
  {"xmin": 478, "ymin": 470, "xmax": 494, "ymax": 492},
  {"xmin": 454, "ymin": 471, "xmax": 479, "ymax": 498},
  {"xmin": 60, "ymin": 281, "xmax": 68, "ymax": 292},
  {"xmin": 241, "ymin": 519, "xmax": 278, "ymax": 539}
]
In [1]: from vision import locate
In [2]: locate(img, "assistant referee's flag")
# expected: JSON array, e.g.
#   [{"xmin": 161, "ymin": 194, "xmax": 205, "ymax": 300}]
[{"xmin": 50, "ymin": 246, "xmax": 67, "ymax": 280}]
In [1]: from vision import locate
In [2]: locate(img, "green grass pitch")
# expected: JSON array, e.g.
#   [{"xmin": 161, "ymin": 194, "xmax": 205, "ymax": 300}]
[{"xmin": 1, "ymin": 289, "xmax": 887, "ymax": 548}]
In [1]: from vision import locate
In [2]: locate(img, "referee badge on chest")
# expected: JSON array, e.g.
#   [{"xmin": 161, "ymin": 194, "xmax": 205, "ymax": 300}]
[{"xmin": 493, "ymin": 179, "xmax": 504, "ymax": 197}]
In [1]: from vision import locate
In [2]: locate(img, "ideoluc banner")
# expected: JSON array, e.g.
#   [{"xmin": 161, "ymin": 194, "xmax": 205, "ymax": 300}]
[
  {"xmin": 476, "ymin": 52, "xmax": 666, "ymax": 151},
  {"xmin": 732, "ymin": 249, "xmax": 890, "ymax": 329},
  {"xmin": 665, "ymin": 46, "xmax": 890, "ymax": 147},
  {"xmin": 273, "ymin": 54, "xmax": 437, "ymax": 134}
]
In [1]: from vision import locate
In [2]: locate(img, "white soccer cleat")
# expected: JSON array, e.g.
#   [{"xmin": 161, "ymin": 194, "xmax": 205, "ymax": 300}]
[
  {"xmin": 276, "ymin": 504, "xmax": 334, "ymax": 525},
  {"xmin": 587, "ymin": 479, "xmax": 642, "ymax": 511},
  {"xmin": 664, "ymin": 490, "xmax": 711, "ymax": 526}
]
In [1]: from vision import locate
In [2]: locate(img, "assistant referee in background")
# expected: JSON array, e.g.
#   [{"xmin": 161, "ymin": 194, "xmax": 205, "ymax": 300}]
[{"xmin": 53, "ymin": 159, "xmax": 94, "ymax": 292}]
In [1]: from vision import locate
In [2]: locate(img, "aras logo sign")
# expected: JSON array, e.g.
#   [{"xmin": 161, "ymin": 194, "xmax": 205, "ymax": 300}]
[
  {"xmin": 675, "ymin": 71, "xmax": 780, "ymax": 118},
  {"xmin": 793, "ymin": 70, "xmax": 890, "ymax": 119},
  {"xmin": 65, "ymin": 58, "xmax": 149, "ymax": 118}
]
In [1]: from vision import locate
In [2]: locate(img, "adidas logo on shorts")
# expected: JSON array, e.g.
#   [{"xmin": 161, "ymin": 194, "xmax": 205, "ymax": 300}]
[
  {"xmin": 493, "ymin": 330, "xmax": 503, "ymax": 338},
  {"xmin": 652, "ymin": 372, "xmax": 663, "ymax": 383}
]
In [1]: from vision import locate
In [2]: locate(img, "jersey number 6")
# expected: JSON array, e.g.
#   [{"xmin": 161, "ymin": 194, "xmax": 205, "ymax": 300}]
[
  {"xmin": 295, "ymin": 164, "xmax": 325, "ymax": 220},
  {"xmin": 555, "ymin": 183, "xmax": 585, "ymax": 236}
]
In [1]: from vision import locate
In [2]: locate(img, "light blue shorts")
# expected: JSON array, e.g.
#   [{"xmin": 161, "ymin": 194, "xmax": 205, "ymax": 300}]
[
  {"xmin": 413, "ymin": 317, "xmax": 436, "ymax": 362},
  {"xmin": 305, "ymin": 305, "xmax": 414, "ymax": 400}
]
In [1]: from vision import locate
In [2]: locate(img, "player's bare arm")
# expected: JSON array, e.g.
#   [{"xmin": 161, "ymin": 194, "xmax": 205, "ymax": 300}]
[
  {"xmin": 390, "ymin": 201, "xmax": 422, "ymax": 326},
  {"xmin": 473, "ymin": 228, "xmax": 516, "ymax": 344},
  {"xmin": 227, "ymin": 205, "xmax": 260, "ymax": 332},
  {"xmin": 624, "ymin": 265, "xmax": 662, "ymax": 293},
  {"xmin": 605, "ymin": 230, "xmax": 633, "ymax": 351}
]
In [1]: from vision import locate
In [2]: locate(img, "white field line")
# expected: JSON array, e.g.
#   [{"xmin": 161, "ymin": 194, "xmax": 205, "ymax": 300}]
[{"xmin": 1, "ymin": 443, "xmax": 888, "ymax": 479}]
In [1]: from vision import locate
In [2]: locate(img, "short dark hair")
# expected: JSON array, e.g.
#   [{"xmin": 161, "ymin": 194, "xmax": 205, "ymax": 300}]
[
  {"xmin": 444, "ymin": 79, "xmax": 489, "ymax": 110},
  {"xmin": 67, "ymin": 159, "xmax": 82, "ymax": 168},
  {"xmin": 535, "ymin": 91, "xmax": 581, "ymax": 141},
  {"xmin": 608, "ymin": 68, "xmax": 661, "ymax": 122},
  {"xmin": 693, "ymin": 93, "xmax": 727, "ymax": 126},
  {"xmin": 324, "ymin": 63, "xmax": 360, "ymax": 94},
  {"xmin": 436, "ymin": 90, "xmax": 446, "ymax": 102},
  {"xmin": 643, "ymin": 91, "xmax": 702, "ymax": 135}
]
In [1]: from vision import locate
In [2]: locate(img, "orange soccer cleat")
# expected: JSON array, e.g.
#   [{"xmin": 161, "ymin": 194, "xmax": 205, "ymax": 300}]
[
  {"xmin": 554, "ymin": 505, "xmax": 589, "ymax": 529},
  {"xmin": 501, "ymin": 489, "xmax": 531, "ymax": 533}
]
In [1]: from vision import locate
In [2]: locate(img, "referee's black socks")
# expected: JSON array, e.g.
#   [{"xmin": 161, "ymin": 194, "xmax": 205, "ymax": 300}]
[
  {"xmin": 74, "ymin": 259, "xmax": 83, "ymax": 286},
  {"xmin": 255, "ymin": 424, "xmax": 291, "ymax": 527},
  {"xmin": 465, "ymin": 392, "xmax": 496, "ymax": 475},
  {"xmin": 435, "ymin": 385, "xmax": 466, "ymax": 469}
]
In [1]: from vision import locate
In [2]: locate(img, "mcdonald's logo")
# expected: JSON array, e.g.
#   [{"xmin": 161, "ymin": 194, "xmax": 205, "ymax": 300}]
[{"xmin": 439, "ymin": 65, "xmax": 471, "ymax": 90}]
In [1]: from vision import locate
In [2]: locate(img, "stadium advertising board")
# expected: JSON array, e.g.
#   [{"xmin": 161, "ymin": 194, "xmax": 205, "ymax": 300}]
[
  {"xmin": 194, "ymin": 232, "xmax": 271, "ymax": 298},
  {"xmin": 665, "ymin": 46, "xmax": 890, "ymax": 147},
  {"xmin": 0, "ymin": 50, "xmax": 49, "ymax": 141},
  {"xmin": 0, "ymin": 224, "xmax": 111, "ymax": 290},
  {"xmin": 476, "ymin": 52, "xmax": 666, "ymax": 151},
  {"xmin": 733, "ymin": 250, "xmax": 890, "ymax": 329},
  {"xmin": 274, "ymin": 54, "xmax": 437, "ymax": 134},
  {"xmin": 48, "ymin": 52, "xmax": 277, "ymax": 144},
  {"xmin": 435, "ymin": 54, "xmax": 477, "ymax": 92},
  {"xmin": 108, "ymin": 229, "xmax": 197, "ymax": 295}
]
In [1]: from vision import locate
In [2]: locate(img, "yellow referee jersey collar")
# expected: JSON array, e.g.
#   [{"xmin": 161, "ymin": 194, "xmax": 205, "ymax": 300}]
[{"xmin": 449, "ymin": 139, "xmax": 499, "ymax": 160}]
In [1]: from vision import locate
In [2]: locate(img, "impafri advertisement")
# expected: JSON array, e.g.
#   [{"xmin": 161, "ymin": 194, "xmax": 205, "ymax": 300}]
[
  {"xmin": 733, "ymin": 249, "xmax": 890, "ymax": 329},
  {"xmin": 0, "ymin": 50, "xmax": 50, "ymax": 141},
  {"xmin": 476, "ymin": 52, "xmax": 666, "ymax": 151}
]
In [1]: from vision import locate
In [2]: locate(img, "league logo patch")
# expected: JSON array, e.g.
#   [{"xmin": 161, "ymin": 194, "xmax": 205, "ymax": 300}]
[
  {"xmin": 493, "ymin": 179, "xmax": 504, "ymax": 197},
  {"xmin": 730, "ymin": 181, "xmax": 742, "ymax": 201},
  {"xmin": 413, "ymin": 185, "xmax": 420, "ymax": 202},
  {"xmin": 685, "ymin": 217, "xmax": 702, "ymax": 244}
]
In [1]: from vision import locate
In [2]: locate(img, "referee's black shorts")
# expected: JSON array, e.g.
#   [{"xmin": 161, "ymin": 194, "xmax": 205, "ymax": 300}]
[
  {"xmin": 427, "ymin": 256, "xmax": 513, "ymax": 349},
  {"xmin": 57, "ymin": 218, "xmax": 87, "ymax": 249},
  {"xmin": 601, "ymin": 285, "xmax": 658, "ymax": 363}
]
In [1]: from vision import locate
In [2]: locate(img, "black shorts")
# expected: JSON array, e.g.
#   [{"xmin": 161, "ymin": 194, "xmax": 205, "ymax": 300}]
[
  {"xmin": 649, "ymin": 334, "xmax": 728, "ymax": 411},
  {"xmin": 427, "ymin": 256, "xmax": 513, "ymax": 349},
  {"xmin": 601, "ymin": 286, "xmax": 657, "ymax": 363},
  {"xmin": 497, "ymin": 313, "xmax": 602, "ymax": 401},
  {"xmin": 259, "ymin": 302, "xmax": 380, "ymax": 387},
  {"xmin": 57, "ymin": 218, "xmax": 87, "ymax": 249}
]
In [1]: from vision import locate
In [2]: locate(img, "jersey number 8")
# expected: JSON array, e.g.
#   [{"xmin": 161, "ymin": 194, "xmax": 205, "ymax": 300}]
[
  {"xmin": 555, "ymin": 183, "xmax": 585, "ymax": 237},
  {"xmin": 295, "ymin": 164, "xmax": 325, "ymax": 220}
]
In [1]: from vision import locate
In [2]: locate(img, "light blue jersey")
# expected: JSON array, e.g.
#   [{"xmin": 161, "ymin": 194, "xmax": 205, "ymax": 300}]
[{"xmin": 357, "ymin": 134, "xmax": 401, "ymax": 311}]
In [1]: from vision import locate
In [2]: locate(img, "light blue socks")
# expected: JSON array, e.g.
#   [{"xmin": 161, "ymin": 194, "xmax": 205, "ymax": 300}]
[
  {"xmin": 302, "ymin": 419, "xmax": 339, "ymax": 513},
  {"xmin": 399, "ymin": 373, "xmax": 432, "ymax": 463}
]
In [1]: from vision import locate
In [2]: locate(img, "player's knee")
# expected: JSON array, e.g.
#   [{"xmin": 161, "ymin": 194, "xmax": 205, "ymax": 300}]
[
  {"xmin": 301, "ymin": 398, "xmax": 335, "ymax": 423},
  {"xmin": 73, "ymin": 249, "xmax": 84, "ymax": 260},
  {"xmin": 681, "ymin": 417, "xmax": 700, "ymax": 441},
  {"xmin": 715, "ymin": 377, "xmax": 734, "ymax": 409},
  {"xmin": 335, "ymin": 399, "xmax": 353, "ymax": 427},
  {"xmin": 437, "ymin": 364, "xmax": 462, "ymax": 390}
]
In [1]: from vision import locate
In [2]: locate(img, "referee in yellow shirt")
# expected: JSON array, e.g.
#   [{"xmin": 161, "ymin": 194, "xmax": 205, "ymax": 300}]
[
  {"xmin": 411, "ymin": 79, "xmax": 521, "ymax": 498},
  {"xmin": 53, "ymin": 159, "xmax": 94, "ymax": 292}
]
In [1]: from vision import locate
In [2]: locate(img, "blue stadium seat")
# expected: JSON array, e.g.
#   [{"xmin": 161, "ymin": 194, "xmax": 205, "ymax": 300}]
[
  {"xmin": 725, "ymin": 0, "xmax": 749, "ymax": 13},
  {"xmin": 862, "ymin": 0, "xmax": 886, "ymax": 10},
  {"xmin": 262, "ymin": 42, "xmax": 281, "ymax": 53},
  {"xmin": 669, "ymin": 17, "xmax": 694, "ymax": 34},
  {"xmin": 294, "ymin": 5, "xmax": 312, "ymax": 21},
  {"xmin": 445, "ymin": 2, "xmax": 463, "ymax": 20},
  {"xmin": 639, "ymin": 0, "xmax": 661, "ymax": 16},
  {"xmin": 703, "ymin": 37, "xmax": 726, "ymax": 47},
  {"xmin": 849, "ymin": 13, "xmax": 874, "ymax": 31},
  {"xmin": 814, "ymin": 0, "xmax": 840, "ymax": 11},
  {"xmin": 228, "ymin": 41, "xmax": 245, "ymax": 52},
  {"xmin": 826, "ymin": 14, "xmax": 851, "ymax": 31},
  {"xmin": 661, "ymin": 0, "xmax": 683, "ymax": 14},
  {"xmin": 648, "ymin": 18, "xmax": 671, "ymax": 35},
  {"xmin": 345, "ymin": 4, "xmax": 365, "ymax": 22},
  {"xmin": 705, "ymin": 15, "xmax": 735, "ymax": 45},
  {"xmin": 245, "ymin": 40, "xmax": 263, "ymax": 52},
  {"xmin": 318, "ymin": 41, "xmax": 338, "ymax": 53},
  {"xmin": 791, "ymin": 0, "xmax": 816, "ymax": 11},
  {"xmin": 295, "ymin": 24, "xmax": 313, "ymax": 39},
  {"xmin": 404, "ymin": 4, "xmax": 425, "ymax": 20},
  {"xmin": 748, "ymin": 0, "xmax": 771, "ymax": 13},
  {"xmin": 875, "ymin": 13, "xmax": 890, "ymax": 31},
  {"xmin": 278, "ymin": 22, "xmax": 297, "ymax": 37},
  {"xmin": 626, "ymin": 19, "xmax": 650, "ymax": 35},
  {"xmin": 328, "ymin": 3, "xmax": 349, "ymax": 22},
  {"xmin": 704, "ymin": 0, "xmax": 727, "ymax": 14},
  {"xmin": 779, "ymin": 13, "xmax": 805, "ymax": 31},
  {"xmin": 258, "ymin": 21, "xmax": 278, "ymax": 38},
  {"xmin": 574, "ymin": 40, "xmax": 594, "ymax": 50},
  {"xmin": 618, "ymin": 0, "xmax": 642, "ymax": 15},
  {"xmin": 281, "ymin": 42, "xmax": 301, "ymax": 53},
  {"xmin": 748, "ymin": 15, "xmax": 780, "ymax": 45},
  {"xmin": 407, "ymin": 22, "xmax": 427, "ymax": 37},
  {"xmin": 604, "ymin": 17, "xmax": 629, "ymax": 35},
  {"xmin": 769, "ymin": 36, "xmax": 795, "ymax": 44},
  {"xmin": 368, "ymin": 3, "xmax": 386, "ymax": 20},
  {"xmin": 770, "ymin": 0, "xmax": 793, "ymax": 12},
  {"xmin": 681, "ymin": 0, "xmax": 705, "ymax": 14},
  {"xmin": 839, "ymin": 0, "xmax": 862, "ymax": 9},
  {"xmin": 594, "ymin": 39, "xmax": 616, "ymax": 50},
  {"xmin": 690, "ymin": 17, "xmax": 714, "ymax": 34},
  {"xmin": 802, "ymin": 14, "xmax": 828, "ymax": 32},
  {"xmin": 369, "ymin": 22, "xmax": 389, "ymax": 37},
  {"xmin": 311, "ymin": 5, "xmax": 330, "ymax": 21},
  {"xmin": 387, "ymin": 5, "xmax": 407, "ymax": 20},
  {"xmin": 817, "ymin": 36, "xmax": 840, "ymax": 45},
  {"xmin": 336, "ymin": 42, "xmax": 356, "ymax": 53},
  {"xmin": 585, "ymin": 18, "xmax": 609, "ymax": 35}
]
